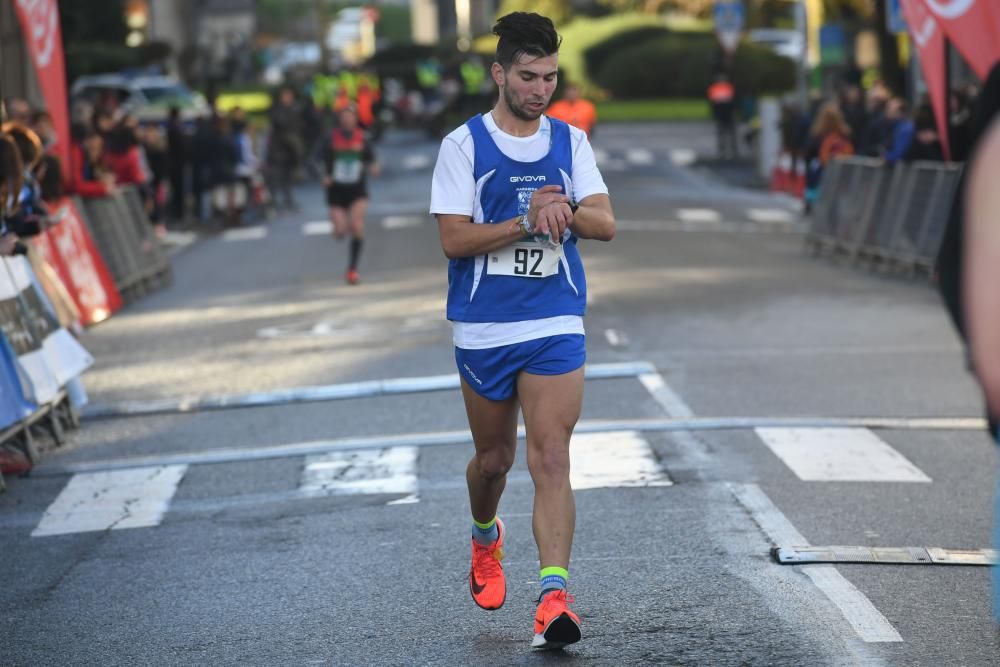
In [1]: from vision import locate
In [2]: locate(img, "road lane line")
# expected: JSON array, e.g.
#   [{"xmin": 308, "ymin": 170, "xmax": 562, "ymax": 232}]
[
  {"xmin": 625, "ymin": 148, "xmax": 654, "ymax": 165},
  {"xmin": 604, "ymin": 328, "xmax": 628, "ymax": 347},
  {"xmin": 747, "ymin": 208, "xmax": 794, "ymax": 224},
  {"xmin": 755, "ymin": 427, "xmax": 932, "ymax": 482},
  {"xmin": 32, "ymin": 465, "xmax": 187, "ymax": 537},
  {"xmin": 301, "ymin": 447, "xmax": 417, "ymax": 500},
  {"xmin": 669, "ymin": 148, "xmax": 697, "ymax": 166},
  {"xmin": 639, "ymin": 372, "xmax": 694, "ymax": 418},
  {"xmin": 676, "ymin": 208, "xmax": 721, "ymax": 223},
  {"xmin": 222, "ymin": 226, "xmax": 268, "ymax": 242},
  {"xmin": 571, "ymin": 431, "xmax": 672, "ymax": 489},
  {"xmin": 730, "ymin": 483, "xmax": 903, "ymax": 643},
  {"xmin": 82, "ymin": 361, "xmax": 657, "ymax": 420},
  {"xmin": 302, "ymin": 220, "xmax": 332, "ymax": 235},
  {"xmin": 382, "ymin": 215, "xmax": 425, "ymax": 229},
  {"xmin": 38, "ymin": 417, "xmax": 987, "ymax": 476}
]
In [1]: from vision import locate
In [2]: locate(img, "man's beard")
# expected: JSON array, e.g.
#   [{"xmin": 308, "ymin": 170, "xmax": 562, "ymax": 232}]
[{"xmin": 503, "ymin": 86, "xmax": 544, "ymax": 121}]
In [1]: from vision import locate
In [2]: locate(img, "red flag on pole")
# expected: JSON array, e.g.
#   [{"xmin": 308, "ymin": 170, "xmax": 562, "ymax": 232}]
[
  {"xmin": 900, "ymin": 0, "xmax": 952, "ymax": 160},
  {"xmin": 921, "ymin": 0, "xmax": 1000, "ymax": 79},
  {"xmin": 12, "ymin": 0, "xmax": 72, "ymax": 186}
]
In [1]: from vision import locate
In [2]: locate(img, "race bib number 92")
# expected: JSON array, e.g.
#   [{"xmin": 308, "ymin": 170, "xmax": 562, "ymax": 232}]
[{"xmin": 487, "ymin": 242, "xmax": 561, "ymax": 278}]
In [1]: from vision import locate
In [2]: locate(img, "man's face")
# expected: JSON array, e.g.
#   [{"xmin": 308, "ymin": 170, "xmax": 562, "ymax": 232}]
[{"xmin": 495, "ymin": 53, "xmax": 558, "ymax": 122}]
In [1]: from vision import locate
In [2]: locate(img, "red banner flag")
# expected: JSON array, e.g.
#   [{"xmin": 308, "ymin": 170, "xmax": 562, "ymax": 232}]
[
  {"xmin": 922, "ymin": 0, "xmax": 1000, "ymax": 79},
  {"xmin": 901, "ymin": 0, "xmax": 952, "ymax": 160},
  {"xmin": 13, "ymin": 0, "xmax": 72, "ymax": 184}
]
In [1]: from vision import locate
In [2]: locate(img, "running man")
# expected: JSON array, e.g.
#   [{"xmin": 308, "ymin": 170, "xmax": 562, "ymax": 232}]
[
  {"xmin": 429, "ymin": 12, "xmax": 615, "ymax": 650},
  {"xmin": 322, "ymin": 104, "xmax": 379, "ymax": 285}
]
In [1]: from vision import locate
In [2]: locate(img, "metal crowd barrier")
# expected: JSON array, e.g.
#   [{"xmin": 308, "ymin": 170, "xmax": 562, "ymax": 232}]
[
  {"xmin": 78, "ymin": 186, "xmax": 173, "ymax": 303},
  {"xmin": 806, "ymin": 157, "xmax": 964, "ymax": 276}
]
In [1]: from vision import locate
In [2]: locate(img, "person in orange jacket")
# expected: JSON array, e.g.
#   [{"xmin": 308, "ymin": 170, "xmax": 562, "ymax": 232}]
[
  {"xmin": 546, "ymin": 83, "xmax": 597, "ymax": 138},
  {"xmin": 707, "ymin": 73, "xmax": 737, "ymax": 158}
]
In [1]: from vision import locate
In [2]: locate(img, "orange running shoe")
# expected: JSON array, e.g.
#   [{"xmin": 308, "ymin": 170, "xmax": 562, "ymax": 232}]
[
  {"xmin": 532, "ymin": 590, "xmax": 581, "ymax": 650},
  {"xmin": 469, "ymin": 518, "xmax": 505, "ymax": 610},
  {"xmin": 345, "ymin": 268, "xmax": 360, "ymax": 285}
]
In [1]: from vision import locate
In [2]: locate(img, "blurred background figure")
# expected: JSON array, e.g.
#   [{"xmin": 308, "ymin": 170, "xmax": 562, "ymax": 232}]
[
  {"xmin": 803, "ymin": 102, "xmax": 854, "ymax": 213},
  {"xmin": 707, "ymin": 73, "xmax": 737, "ymax": 159},
  {"xmin": 166, "ymin": 107, "xmax": 188, "ymax": 224},
  {"xmin": 268, "ymin": 87, "xmax": 304, "ymax": 210},
  {"xmin": 882, "ymin": 98, "xmax": 914, "ymax": 165},
  {"xmin": 547, "ymin": 83, "xmax": 597, "ymax": 138},
  {"xmin": 904, "ymin": 103, "xmax": 944, "ymax": 162}
]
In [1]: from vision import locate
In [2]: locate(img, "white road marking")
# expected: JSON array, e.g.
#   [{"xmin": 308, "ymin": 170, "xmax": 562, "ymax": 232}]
[
  {"xmin": 605, "ymin": 159, "xmax": 628, "ymax": 172},
  {"xmin": 593, "ymin": 148, "xmax": 609, "ymax": 165},
  {"xmin": 43, "ymin": 416, "xmax": 983, "ymax": 476},
  {"xmin": 639, "ymin": 372, "xmax": 694, "ymax": 418},
  {"xmin": 382, "ymin": 215, "xmax": 424, "ymax": 229},
  {"xmin": 676, "ymin": 208, "xmax": 721, "ymax": 223},
  {"xmin": 669, "ymin": 148, "xmax": 697, "ymax": 166},
  {"xmin": 604, "ymin": 328, "xmax": 628, "ymax": 347},
  {"xmin": 32, "ymin": 465, "xmax": 187, "ymax": 537},
  {"xmin": 302, "ymin": 220, "xmax": 332, "ymax": 236},
  {"xmin": 161, "ymin": 231, "xmax": 198, "ymax": 247},
  {"xmin": 755, "ymin": 427, "xmax": 932, "ymax": 482},
  {"xmin": 402, "ymin": 154, "xmax": 431, "ymax": 170},
  {"xmin": 300, "ymin": 447, "xmax": 418, "ymax": 499},
  {"xmin": 625, "ymin": 148, "xmax": 654, "ymax": 165},
  {"xmin": 730, "ymin": 483, "xmax": 903, "ymax": 643},
  {"xmin": 571, "ymin": 431, "xmax": 672, "ymax": 489},
  {"xmin": 747, "ymin": 208, "xmax": 794, "ymax": 224},
  {"xmin": 222, "ymin": 226, "xmax": 268, "ymax": 242}
]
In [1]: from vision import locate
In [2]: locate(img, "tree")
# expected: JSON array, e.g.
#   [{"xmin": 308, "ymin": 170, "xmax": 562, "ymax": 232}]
[{"xmin": 498, "ymin": 0, "xmax": 574, "ymax": 25}]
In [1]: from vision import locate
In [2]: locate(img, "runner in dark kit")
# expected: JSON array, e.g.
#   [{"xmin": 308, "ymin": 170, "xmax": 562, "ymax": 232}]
[{"xmin": 322, "ymin": 104, "xmax": 378, "ymax": 285}]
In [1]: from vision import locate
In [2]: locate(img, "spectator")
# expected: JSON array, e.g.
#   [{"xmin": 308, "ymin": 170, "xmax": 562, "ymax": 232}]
[
  {"xmin": 140, "ymin": 124, "xmax": 169, "ymax": 236},
  {"xmin": 29, "ymin": 110, "xmax": 56, "ymax": 152},
  {"xmin": 707, "ymin": 73, "xmax": 737, "ymax": 158},
  {"xmin": 230, "ymin": 111, "xmax": 260, "ymax": 225},
  {"xmin": 190, "ymin": 115, "xmax": 216, "ymax": 222},
  {"xmin": 2, "ymin": 122, "xmax": 47, "ymax": 238},
  {"xmin": 0, "ymin": 132, "xmax": 24, "ymax": 255},
  {"xmin": 70, "ymin": 132, "xmax": 115, "ymax": 198},
  {"xmin": 803, "ymin": 102, "xmax": 854, "ymax": 213},
  {"xmin": 904, "ymin": 104, "xmax": 944, "ymax": 162},
  {"xmin": 882, "ymin": 98, "xmax": 915, "ymax": 164},
  {"xmin": 546, "ymin": 83, "xmax": 597, "ymax": 138},
  {"xmin": 4, "ymin": 98, "xmax": 30, "ymax": 125},
  {"xmin": 859, "ymin": 81, "xmax": 891, "ymax": 157},
  {"xmin": 268, "ymin": 87, "xmax": 304, "ymax": 209},
  {"xmin": 839, "ymin": 84, "xmax": 867, "ymax": 146},
  {"xmin": 166, "ymin": 106, "xmax": 187, "ymax": 222},
  {"xmin": 949, "ymin": 88, "xmax": 975, "ymax": 162},
  {"xmin": 205, "ymin": 114, "xmax": 240, "ymax": 225}
]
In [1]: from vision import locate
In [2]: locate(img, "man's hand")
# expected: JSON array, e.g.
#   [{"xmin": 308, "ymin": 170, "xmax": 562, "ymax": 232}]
[
  {"xmin": 527, "ymin": 185, "xmax": 572, "ymax": 240},
  {"xmin": 0, "ymin": 233, "xmax": 19, "ymax": 256}
]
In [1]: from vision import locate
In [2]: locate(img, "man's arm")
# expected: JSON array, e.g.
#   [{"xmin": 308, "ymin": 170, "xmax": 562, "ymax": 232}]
[
  {"xmin": 571, "ymin": 193, "xmax": 614, "ymax": 241},
  {"xmin": 436, "ymin": 213, "xmax": 527, "ymax": 259},
  {"xmin": 964, "ymin": 118, "xmax": 1000, "ymax": 419}
]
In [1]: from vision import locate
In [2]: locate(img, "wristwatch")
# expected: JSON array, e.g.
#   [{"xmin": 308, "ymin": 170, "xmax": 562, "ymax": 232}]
[{"xmin": 517, "ymin": 214, "xmax": 534, "ymax": 236}]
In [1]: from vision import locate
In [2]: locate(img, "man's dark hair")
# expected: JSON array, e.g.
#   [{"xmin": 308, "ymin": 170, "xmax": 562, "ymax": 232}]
[{"xmin": 493, "ymin": 12, "xmax": 561, "ymax": 71}]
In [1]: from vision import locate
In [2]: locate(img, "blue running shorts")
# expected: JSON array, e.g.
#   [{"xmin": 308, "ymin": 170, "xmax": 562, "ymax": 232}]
[{"xmin": 455, "ymin": 334, "xmax": 586, "ymax": 401}]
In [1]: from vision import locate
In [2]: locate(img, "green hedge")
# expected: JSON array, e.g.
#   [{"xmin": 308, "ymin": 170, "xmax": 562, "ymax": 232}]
[{"xmin": 590, "ymin": 32, "xmax": 795, "ymax": 99}]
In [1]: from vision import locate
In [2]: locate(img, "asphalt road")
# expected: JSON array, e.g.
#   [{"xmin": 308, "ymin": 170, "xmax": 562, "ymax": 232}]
[{"xmin": 1, "ymin": 121, "xmax": 998, "ymax": 666}]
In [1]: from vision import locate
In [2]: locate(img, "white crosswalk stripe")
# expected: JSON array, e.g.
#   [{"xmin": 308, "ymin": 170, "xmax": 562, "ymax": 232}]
[
  {"xmin": 381, "ymin": 215, "xmax": 424, "ymax": 229},
  {"xmin": 222, "ymin": 226, "xmax": 268, "ymax": 242},
  {"xmin": 301, "ymin": 447, "xmax": 419, "ymax": 501},
  {"xmin": 755, "ymin": 427, "xmax": 932, "ymax": 482},
  {"xmin": 677, "ymin": 208, "xmax": 722, "ymax": 223},
  {"xmin": 625, "ymin": 148, "xmax": 654, "ymax": 165},
  {"xmin": 747, "ymin": 208, "xmax": 795, "ymax": 224},
  {"xmin": 571, "ymin": 431, "xmax": 672, "ymax": 489},
  {"xmin": 302, "ymin": 220, "xmax": 332, "ymax": 236},
  {"xmin": 32, "ymin": 465, "xmax": 187, "ymax": 537}
]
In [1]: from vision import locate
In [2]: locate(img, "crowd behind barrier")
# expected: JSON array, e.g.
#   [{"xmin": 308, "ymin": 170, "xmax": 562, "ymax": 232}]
[
  {"xmin": 806, "ymin": 156, "xmax": 964, "ymax": 274},
  {"xmin": 0, "ymin": 185, "xmax": 173, "ymax": 484}
]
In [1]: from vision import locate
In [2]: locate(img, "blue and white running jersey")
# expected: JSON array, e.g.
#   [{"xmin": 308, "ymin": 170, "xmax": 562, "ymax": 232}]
[{"xmin": 446, "ymin": 114, "xmax": 586, "ymax": 323}]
